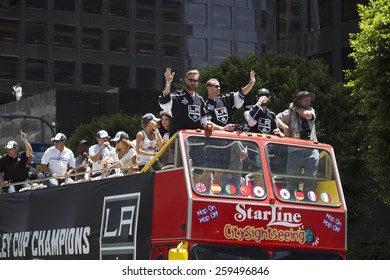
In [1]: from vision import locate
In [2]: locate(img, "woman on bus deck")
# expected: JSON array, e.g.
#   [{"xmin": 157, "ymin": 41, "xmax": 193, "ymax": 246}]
[
  {"xmin": 112, "ymin": 131, "xmax": 138, "ymax": 174},
  {"xmin": 135, "ymin": 113, "xmax": 164, "ymax": 171}
]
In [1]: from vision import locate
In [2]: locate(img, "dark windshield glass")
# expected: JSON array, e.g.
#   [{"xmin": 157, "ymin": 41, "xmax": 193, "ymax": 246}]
[
  {"xmin": 265, "ymin": 143, "xmax": 341, "ymax": 206},
  {"xmin": 190, "ymin": 244, "xmax": 269, "ymax": 260},
  {"xmin": 186, "ymin": 136, "xmax": 266, "ymax": 199}
]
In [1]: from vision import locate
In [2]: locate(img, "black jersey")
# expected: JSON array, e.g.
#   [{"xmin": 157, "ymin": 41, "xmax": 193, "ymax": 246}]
[
  {"xmin": 205, "ymin": 91, "xmax": 244, "ymax": 126},
  {"xmin": 159, "ymin": 89, "xmax": 207, "ymax": 134},
  {"xmin": 246, "ymin": 105, "xmax": 278, "ymax": 134}
]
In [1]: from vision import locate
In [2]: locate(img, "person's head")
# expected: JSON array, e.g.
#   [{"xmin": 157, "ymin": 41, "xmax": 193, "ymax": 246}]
[
  {"xmin": 96, "ymin": 130, "xmax": 110, "ymax": 145},
  {"xmin": 112, "ymin": 131, "xmax": 133, "ymax": 151},
  {"xmin": 184, "ymin": 69, "xmax": 200, "ymax": 93},
  {"xmin": 141, "ymin": 113, "xmax": 161, "ymax": 130},
  {"xmin": 159, "ymin": 111, "xmax": 172, "ymax": 131},
  {"xmin": 256, "ymin": 88, "xmax": 271, "ymax": 106},
  {"xmin": 4, "ymin": 140, "xmax": 18, "ymax": 158},
  {"xmin": 296, "ymin": 91, "xmax": 315, "ymax": 109},
  {"xmin": 78, "ymin": 140, "xmax": 88, "ymax": 153},
  {"xmin": 51, "ymin": 133, "xmax": 67, "ymax": 150},
  {"xmin": 206, "ymin": 78, "xmax": 221, "ymax": 99}
]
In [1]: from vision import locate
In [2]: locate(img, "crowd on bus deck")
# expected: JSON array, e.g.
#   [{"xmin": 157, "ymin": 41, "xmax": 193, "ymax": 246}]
[{"xmin": 0, "ymin": 68, "xmax": 317, "ymax": 194}]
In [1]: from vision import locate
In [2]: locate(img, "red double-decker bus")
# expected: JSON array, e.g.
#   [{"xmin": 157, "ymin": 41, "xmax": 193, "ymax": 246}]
[
  {"xmin": 0, "ymin": 129, "xmax": 346, "ymax": 260},
  {"xmin": 149, "ymin": 129, "xmax": 346, "ymax": 260}
]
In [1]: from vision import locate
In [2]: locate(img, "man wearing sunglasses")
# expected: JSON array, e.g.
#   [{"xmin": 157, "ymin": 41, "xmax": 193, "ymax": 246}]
[
  {"xmin": 0, "ymin": 130, "xmax": 33, "ymax": 193},
  {"xmin": 159, "ymin": 68, "xmax": 208, "ymax": 135},
  {"xmin": 41, "ymin": 133, "xmax": 76, "ymax": 187},
  {"xmin": 204, "ymin": 70, "xmax": 256, "ymax": 132}
]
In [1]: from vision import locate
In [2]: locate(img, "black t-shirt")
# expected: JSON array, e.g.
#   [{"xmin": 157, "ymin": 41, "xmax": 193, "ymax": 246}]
[{"xmin": 0, "ymin": 152, "xmax": 29, "ymax": 183}]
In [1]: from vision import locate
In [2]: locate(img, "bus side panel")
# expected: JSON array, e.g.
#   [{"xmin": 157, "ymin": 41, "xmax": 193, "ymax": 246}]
[
  {"xmin": 190, "ymin": 200, "xmax": 346, "ymax": 253},
  {"xmin": 152, "ymin": 169, "xmax": 188, "ymax": 239}
]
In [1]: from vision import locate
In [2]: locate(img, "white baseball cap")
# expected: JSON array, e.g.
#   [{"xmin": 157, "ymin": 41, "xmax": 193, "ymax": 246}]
[
  {"xmin": 51, "ymin": 133, "xmax": 67, "ymax": 141},
  {"xmin": 96, "ymin": 130, "xmax": 110, "ymax": 138},
  {"xmin": 111, "ymin": 131, "xmax": 129, "ymax": 142},
  {"xmin": 4, "ymin": 140, "xmax": 18, "ymax": 149}
]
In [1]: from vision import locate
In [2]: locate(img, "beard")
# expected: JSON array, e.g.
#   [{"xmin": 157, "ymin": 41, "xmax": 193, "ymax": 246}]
[
  {"xmin": 185, "ymin": 83, "xmax": 198, "ymax": 92},
  {"xmin": 260, "ymin": 100, "xmax": 269, "ymax": 107}
]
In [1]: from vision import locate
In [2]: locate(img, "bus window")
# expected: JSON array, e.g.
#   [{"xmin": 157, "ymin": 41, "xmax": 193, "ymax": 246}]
[
  {"xmin": 186, "ymin": 136, "xmax": 266, "ymax": 199},
  {"xmin": 265, "ymin": 143, "xmax": 341, "ymax": 206},
  {"xmin": 190, "ymin": 244, "xmax": 269, "ymax": 260},
  {"xmin": 272, "ymin": 250, "xmax": 343, "ymax": 260}
]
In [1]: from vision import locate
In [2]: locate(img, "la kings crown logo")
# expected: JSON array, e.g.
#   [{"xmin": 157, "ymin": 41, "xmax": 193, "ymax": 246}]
[{"xmin": 100, "ymin": 193, "xmax": 140, "ymax": 259}]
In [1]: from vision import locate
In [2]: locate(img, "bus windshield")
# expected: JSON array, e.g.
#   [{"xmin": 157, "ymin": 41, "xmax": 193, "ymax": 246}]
[
  {"xmin": 265, "ymin": 143, "xmax": 341, "ymax": 206},
  {"xmin": 186, "ymin": 136, "xmax": 266, "ymax": 199}
]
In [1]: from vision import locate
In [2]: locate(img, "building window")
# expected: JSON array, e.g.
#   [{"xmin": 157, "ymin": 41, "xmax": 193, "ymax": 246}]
[
  {"xmin": 187, "ymin": 3, "xmax": 206, "ymax": 25},
  {"xmin": 82, "ymin": 63, "xmax": 103, "ymax": 86},
  {"xmin": 0, "ymin": 56, "xmax": 18, "ymax": 80},
  {"xmin": 237, "ymin": 42, "xmax": 256, "ymax": 59},
  {"xmin": 54, "ymin": 25, "xmax": 75, "ymax": 48},
  {"xmin": 54, "ymin": 0, "xmax": 75, "ymax": 12},
  {"xmin": 0, "ymin": 19, "xmax": 18, "ymax": 43},
  {"xmin": 136, "ymin": 0, "xmax": 155, "ymax": 20},
  {"xmin": 26, "ymin": 58, "xmax": 47, "ymax": 82},
  {"xmin": 82, "ymin": 0, "xmax": 102, "ymax": 14},
  {"xmin": 82, "ymin": 27, "xmax": 102, "ymax": 50},
  {"xmin": 162, "ymin": 35, "xmax": 181, "ymax": 57},
  {"xmin": 110, "ymin": 30, "xmax": 128, "ymax": 52},
  {"xmin": 236, "ymin": 8, "xmax": 255, "ymax": 30},
  {"xmin": 213, "ymin": 40, "xmax": 231, "ymax": 64},
  {"xmin": 319, "ymin": 0, "xmax": 332, "ymax": 27},
  {"xmin": 162, "ymin": 1, "xmax": 181, "ymax": 23},
  {"xmin": 261, "ymin": 10, "xmax": 267, "ymax": 31},
  {"xmin": 54, "ymin": 61, "xmax": 75, "ymax": 84},
  {"xmin": 110, "ymin": 65, "xmax": 129, "ymax": 87},
  {"xmin": 278, "ymin": 0, "xmax": 301, "ymax": 38},
  {"xmin": 212, "ymin": 6, "xmax": 231, "ymax": 28},
  {"xmin": 136, "ymin": 33, "xmax": 155, "ymax": 55},
  {"xmin": 26, "ymin": 0, "xmax": 47, "ymax": 9},
  {"xmin": 342, "ymin": 0, "xmax": 369, "ymax": 21},
  {"xmin": 136, "ymin": 68, "xmax": 155, "ymax": 89},
  {"xmin": 109, "ymin": 0, "xmax": 128, "ymax": 17},
  {"xmin": 25, "ymin": 22, "xmax": 47, "ymax": 45},
  {"xmin": 187, "ymin": 38, "xmax": 206, "ymax": 59}
]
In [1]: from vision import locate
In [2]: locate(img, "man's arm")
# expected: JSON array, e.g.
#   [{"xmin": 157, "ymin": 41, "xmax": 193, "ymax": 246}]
[
  {"xmin": 163, "ymin": 67, "xmax": 175, "ymax": 96},
  {"xmin": 20, "ymin": 130, "xmax": 33, "ymax": 158},
  {"xmin": 241, "ymin": 70, "xmax": 256, "ymax": 96}
]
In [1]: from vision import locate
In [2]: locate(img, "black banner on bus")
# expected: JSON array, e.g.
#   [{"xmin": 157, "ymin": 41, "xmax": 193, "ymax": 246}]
[{"xmin": 0, "ymin": 173, "xmax": 154, "ymax": 260}]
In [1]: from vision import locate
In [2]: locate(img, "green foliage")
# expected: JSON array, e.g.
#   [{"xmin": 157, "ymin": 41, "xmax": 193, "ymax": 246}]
[
  {"xmin": 346, "ymin": 0, "xmax": 390, "ymax": 204},
  {"xmin": 66, "ymin": 112, "xmax": 141, "ymax": 153}
]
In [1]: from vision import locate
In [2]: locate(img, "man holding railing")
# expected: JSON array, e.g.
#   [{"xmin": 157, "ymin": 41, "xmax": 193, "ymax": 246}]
[{"xmin": 0, "ymin": 130, "xmax": 33, "ymax": 193}]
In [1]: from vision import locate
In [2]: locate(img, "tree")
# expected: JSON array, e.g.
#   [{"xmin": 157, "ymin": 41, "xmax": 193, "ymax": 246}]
[
  {"xmin": 66, "ymin": 112, "xmax": 141, "ymax": 152},
  {"xmin": 346, "ymin": 0, "xmax": 390, "ymax": 204}
]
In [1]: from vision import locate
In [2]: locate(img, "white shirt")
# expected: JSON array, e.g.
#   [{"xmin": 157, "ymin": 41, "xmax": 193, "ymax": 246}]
[
  {"xmin": 41, "ymin": 146, "xmax": 76, "ymax": 175},
  {"xmin": 89, "ymin": 144, "xmax": 118, "ymax": 174},
  {"xmin": 118, "ymin": 148, "xmax": 137, "ymax": 167}
]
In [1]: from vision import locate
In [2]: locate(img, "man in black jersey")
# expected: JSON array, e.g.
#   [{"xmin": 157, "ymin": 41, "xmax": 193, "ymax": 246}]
[
  {"xmin": 244, "ymin": 88, "xmax": 284, "ymax": 137},
  {"xmin": 159, "ymin": 68, "xmax": 209, "ymax": 135},
  {"xmin": 204, "ymin": 70, "xmax": 256, "ymax": 131}
]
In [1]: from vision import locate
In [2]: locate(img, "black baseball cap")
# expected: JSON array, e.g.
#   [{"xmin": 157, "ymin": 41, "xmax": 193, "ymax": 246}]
[
  {"xmin": 296, "ymin": 91, "xmax": 315, "ymax": 101},
  {"xmin": 257, "ymin": 88, "xmax": 270, "ymax": 97}
]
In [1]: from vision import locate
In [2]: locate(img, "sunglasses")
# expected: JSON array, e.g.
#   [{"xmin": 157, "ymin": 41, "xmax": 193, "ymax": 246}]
[
  {"xmin": 209, "ymin": 84, "xmax": 221, "ymax": 89},
  {"xmin": 54, "ymin": 140, "xmax": 65, "ymax": 143},
  {"xmin": 186, "ymin": 78, "xmax": 199, "ymax": 83}
]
